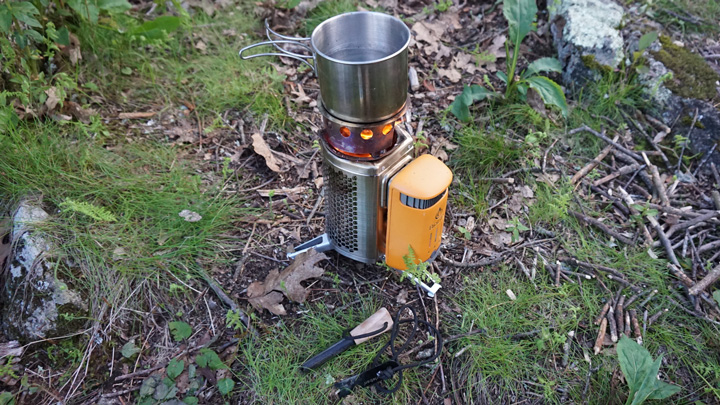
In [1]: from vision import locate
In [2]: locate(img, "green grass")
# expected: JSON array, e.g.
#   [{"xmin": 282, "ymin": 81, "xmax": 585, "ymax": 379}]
[
  {"xmin": 303, "ymin": 0, "xmax": 359, "ymax": 35},
  {"xmin": 239, "ymin": 297, "xmax": 430, "ymax": 404},
  {"xmin": 0, "ymin": 118, "xmax": 249, "ymax": 313},
  {"xmin": 641, "ymin": 0, "xmax": 720, "ymax": 33},
  {"xmin": 74, "ymin": 6, "xmax": 290, "ymax": 126},
  {"xmin": 449, "ymin": 229, "xmax": 720, "ymax": 403}
]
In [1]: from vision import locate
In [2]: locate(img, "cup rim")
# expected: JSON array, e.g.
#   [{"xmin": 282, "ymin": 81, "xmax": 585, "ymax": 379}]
[{"xmin": 311, "ymin": 11, "xmax": 411, "ymax": 65}]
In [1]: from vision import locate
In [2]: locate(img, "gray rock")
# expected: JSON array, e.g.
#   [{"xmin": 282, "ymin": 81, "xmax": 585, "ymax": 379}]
[
  {"xmin": 662, "ymin": 97, "xmax": 720, "ymax": 174},
  {"xmin": 1, "ymin": 200, "xmax": 87, "ymax": 342},
  {"xmin": 550, "ymin": 0, "xmax": 625, "ymax": 86}
]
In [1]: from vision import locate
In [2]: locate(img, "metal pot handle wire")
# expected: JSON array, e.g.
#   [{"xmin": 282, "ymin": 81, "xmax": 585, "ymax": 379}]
[{"xmin": 238, "ymin": 20, "xmax": 315, "ymax": 72}]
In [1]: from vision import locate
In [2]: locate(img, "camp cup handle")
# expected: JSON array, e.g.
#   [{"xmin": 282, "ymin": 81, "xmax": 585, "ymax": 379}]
[
  {"xmin": 237, "ymin": 19, "xmax": 315, "ymax": 72},
  {"xmin": 238, "ymin": 40, "xmax": 315, "ymax": 72}
]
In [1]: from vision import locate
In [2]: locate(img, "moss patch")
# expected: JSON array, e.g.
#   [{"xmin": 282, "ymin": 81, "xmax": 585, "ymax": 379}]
[
  {"xmin": 651, "ymin": 36, "xmax": 720, "ymax": 101},
  {"xmin": 581, "ymin": 54, "xmax": 614, "ymax": 74}
]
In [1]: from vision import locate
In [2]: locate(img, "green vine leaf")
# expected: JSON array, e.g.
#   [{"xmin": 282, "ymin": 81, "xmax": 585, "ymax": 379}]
[
  {"xmin": 217, "ymin": 378, "xmax": 235, "ymax": 396},
  {"xmin": 167, "ymin": 358, "xmax": 184, "ymax": 380},
  {"xmin": 169, "ymin": 321, "xmax": 192, "ymax": 342}
]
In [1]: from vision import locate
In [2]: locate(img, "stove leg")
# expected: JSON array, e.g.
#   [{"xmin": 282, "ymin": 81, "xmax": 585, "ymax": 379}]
[
  {"xmin": 400, "ymin": 271, "xmax": 442, "ymax": 298},
  {"xmin": 287, "ymin": 233, "xmax": 333, "ymax": 260}
]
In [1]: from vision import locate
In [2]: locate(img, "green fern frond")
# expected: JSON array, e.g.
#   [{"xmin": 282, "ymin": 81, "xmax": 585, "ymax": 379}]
[{"xmin": 59, "ymin": 198, "xmax": 117, "ymax": 222}]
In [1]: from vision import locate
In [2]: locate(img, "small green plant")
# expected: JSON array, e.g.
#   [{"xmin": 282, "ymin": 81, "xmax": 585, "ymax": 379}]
[
  {"xmin": 505, "ymin": 217, "xmax": 530, "ymax": 242},
  {"xmin": 457, "ymin": 226, "xmax": 471, "ymax": 240},
  {"xmin": 450, "ymin": 0, "xmax": 568, "ymax": 122},
  {"xmin": 400, "ymin": 245, "xmax": 441, "ymax": 284},
  {"xmin": 226, "ymin": 309, "xmax": 247, "ymax": 331},
  {"xmin": 58, "ymin": 198, "xmax": 118, "ymax": 222},
  {"xmin": 169, "ymin": 321, "xmax": 192, "ymax": 341},
  {"xmin": 617, "ymin": 335, "xmax": 680, "ymax": 404}
]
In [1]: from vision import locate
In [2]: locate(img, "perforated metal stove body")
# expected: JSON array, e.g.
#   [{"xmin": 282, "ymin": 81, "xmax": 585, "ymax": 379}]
[{"xmin": 321, "ymin": 128, "xmax": 414, "ymax": 264}]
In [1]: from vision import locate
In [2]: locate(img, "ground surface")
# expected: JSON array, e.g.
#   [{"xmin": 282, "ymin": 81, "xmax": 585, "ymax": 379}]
[{"xmin": 1, "ymin": 0, "xmax": 720, "ymax": 404}]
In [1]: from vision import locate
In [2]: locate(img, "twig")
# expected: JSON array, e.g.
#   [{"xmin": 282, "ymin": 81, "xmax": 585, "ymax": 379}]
[
  {"xmin": 693, "ymin": 143, "xmax": 718, "ymax": 177},
  {"xmin": 568, "ymin": 210, "xmax": 634, "ymax": 245},
  {"xmin": 607, "ymin": 307, "xmax": 618, "ymax": 342},
  {"xmin": 101, "ymin": 385, "xmax": 142, "ymax": 399},
  {"xmin": 689, "ymin": 264, "xmax": 720, "ymax": 296},
  {"xmin": 666, "ymin": 211, "xmax": 719, "ymax": 238},
  {"xmin": 616, "ymin": 186, "xmax": 653, "ymax": 246},
  {"xmin": 630, "ymin": 309, "xmax": 642, "ymax": 345},
  {"xmin": 643, "ymin": 153, "xmax": 670, "ymax": 206},
  {"xmin": 592, "ymin": 163, "xmax": 643, "ymax": 187},
  {"xmin": 711, "ymin": 163, "xmax": 720, "ymax": 187},
  {"xmin": 594, "ymin": 317, "xmax": 607, "ymax": 355},
  {"xmin": 647, "ymin": 308, "xmax": 668, "ymax": 326},
  {"xmin": 567, "ymin": 258, "xmax": 628, "ymax": 280},
  {"xmin": 572, "ymin": 141, "xmax": 615, "ymax": 185},
  {"xmin": 647, "ymin": 215, "xmax": 680, "ymax": 266},
  {"xmin": 615, "ymin": 295, "xmax": 625, "ymax": 334},
  {"xmin": 568, "ymin": 125, "xmax": 642, "ymax": 162},
  {"xmin": 200, "ymin": 270, "xmax": 257, "ymax": 337},
  {"xmin": 594, "ymin": 302, "xmax": 611, "ymax": 325},
  {"xmin": 439, "ymin": 252, "xmax": 506, "ymax": 268},
  {"xmin": 639, "ymin": 290, "xmax": 659, "ymax": 308}
]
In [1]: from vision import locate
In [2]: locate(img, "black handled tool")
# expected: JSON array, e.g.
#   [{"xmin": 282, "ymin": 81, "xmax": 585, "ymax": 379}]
[{"xmin": 300, "ymin": 307, "xmax": 394, "ymax": 372}]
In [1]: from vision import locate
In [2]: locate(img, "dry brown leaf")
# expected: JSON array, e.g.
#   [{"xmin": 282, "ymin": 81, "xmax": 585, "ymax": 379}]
[
  {"xmin": 488, "ymin": 232, "xmax": 513, "ymax": 247},
  {"xmin": 438, "ymin": 68, "xmax": 462, "ymax": 83},
  {"xmin": 453, "ymin": 52, "xmax": 482, "ymax": 75},
  {"xmin": 270, "ymin": 62, "xmax": 296, "ymax": 78},
  {"xmin": 45, "ymin": 87, "xmax": 60, "ymax": 111},
  {"xmin": 247, "ymin": 249, "xmax": 327, "ymax": 315},
  {"xmin": 63, "ymin": 101, "xmax": 95, "ymax": 123},
  {"xmin": 251, "ymin": 133, "xmax": 283, "ymax": 172},
  {"xmin": 118, "ymin": 111, "xmax": 156, "ymax": 119},
  {"xmin": 195, "ymin": 40, "xmax": 207, "ymax": 53},
  {"xmin": 60, "ymin": 32, "xmax": 82, "ymax": 66},
  {"xmin": 0, "ymin": 341, "xmax": 23, "ymax": 359},
  {"xmin": 438, "ymin": 10, "xmax": 462, "ymax": 30},
  {"xmin": 487, "ymin": 35, "xmax": 507, "ymax": 59},
  {"xmin": 290, "ymin": 84, "xmax": 312, "ymax": 104}
]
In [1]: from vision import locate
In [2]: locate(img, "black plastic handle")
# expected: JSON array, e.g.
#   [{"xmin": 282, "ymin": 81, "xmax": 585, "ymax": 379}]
[{"xmin": 299, "ymin": 338, "xmax": 354, "ymax": 372}]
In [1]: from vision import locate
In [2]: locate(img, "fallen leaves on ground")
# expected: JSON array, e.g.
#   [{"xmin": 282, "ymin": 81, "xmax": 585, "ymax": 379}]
[
  {"xmin": 247, "ymin": 249, "xmax": 327, "ymax": 315},
  {"xmin": 252, "ymin": 132, "xmax": 284, "ymax": 172}
]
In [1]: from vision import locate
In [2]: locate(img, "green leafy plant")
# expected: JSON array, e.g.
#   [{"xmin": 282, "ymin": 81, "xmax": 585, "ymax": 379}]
[
  {"xmin": 617, "ymin": 335, "xmax": 681, "ymax": 404},
  {"xmin": 450, "ymin": 0, "xmax": 568, "ymax": 122},
  {"xmin": 506, "ymin": 217, "xmax": 530, "ymax": 242},
  {"xmin": 169, "ymin": 321, "xmax": 192, "ymax": 342},
  {"xmin": 195, "ymin": 348, "xmax": 227, "ymax": 370},
  {"xmin": 121, "ymin": 340, "xmax": 141, "ymax": 358},
  {"xmin": 400, "ymin": 245, "xmax": 441, "ymax": 284},
  {"xmin": 58, "ymin": 198, "xmax": 118, "ymax": 222},
  {"xmin": 217, "ymin": 378, "xmax": 235, "ymax": 396}
]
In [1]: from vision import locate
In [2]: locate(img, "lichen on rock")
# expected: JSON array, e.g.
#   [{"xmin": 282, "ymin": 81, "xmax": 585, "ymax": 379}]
[
  {"xmin": 1, "ymin": 200, "xmax": 88, "ymax": 342},
  {"xmin": 550, "ymin": 0, "xmax": 626, "ymax": 86}
]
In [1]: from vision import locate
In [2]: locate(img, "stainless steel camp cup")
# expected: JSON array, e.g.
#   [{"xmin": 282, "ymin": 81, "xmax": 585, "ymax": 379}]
[{"xmin": 239, "ymin": 12, "xmax": 411, "ymax": 123}]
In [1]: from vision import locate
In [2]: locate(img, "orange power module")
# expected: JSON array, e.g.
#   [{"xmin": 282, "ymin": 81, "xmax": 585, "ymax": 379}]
[{"xmin": 385, "ymin": 154, "xmax": 453, "ymax": 270}]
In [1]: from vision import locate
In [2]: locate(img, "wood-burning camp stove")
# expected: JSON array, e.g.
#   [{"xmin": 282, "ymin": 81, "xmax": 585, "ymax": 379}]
[{"xmin": 240, "ymin": 12, "xmax": 452, "ymax": 296}]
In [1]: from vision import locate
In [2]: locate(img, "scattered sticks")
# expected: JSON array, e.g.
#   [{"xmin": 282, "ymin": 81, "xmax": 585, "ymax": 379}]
[{"xmin": 568, "ymin": 210, "xmax": 634, "ymax": 245}]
